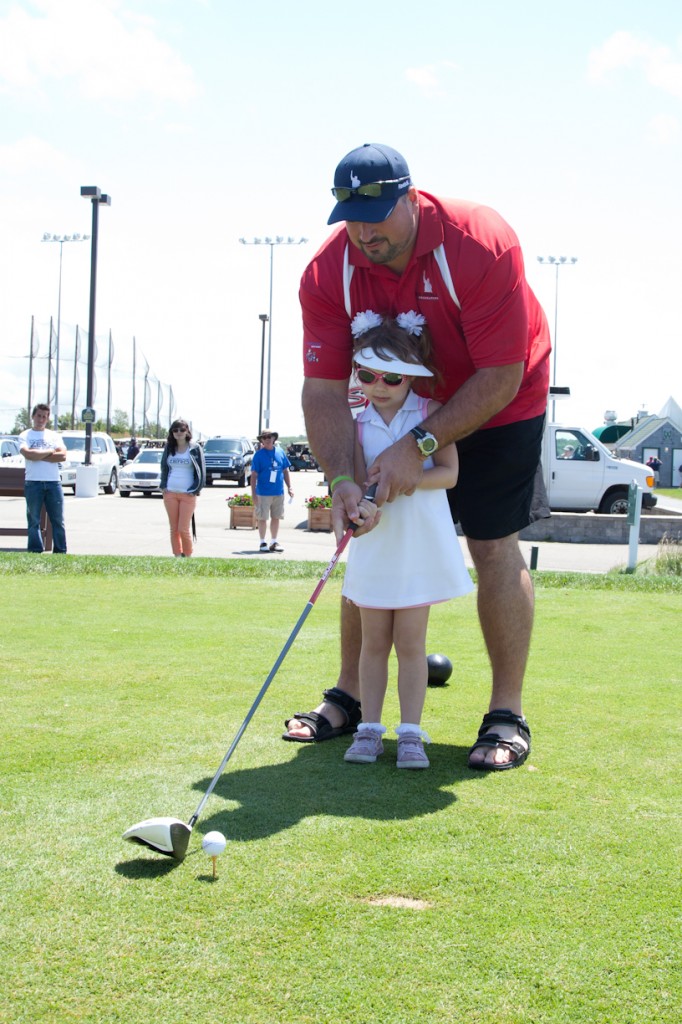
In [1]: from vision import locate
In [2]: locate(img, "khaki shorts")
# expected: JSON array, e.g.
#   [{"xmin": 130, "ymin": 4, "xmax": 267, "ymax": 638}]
[{"xmin": 255, "ymin": 493, "xmax": 285, "ymax": 520}]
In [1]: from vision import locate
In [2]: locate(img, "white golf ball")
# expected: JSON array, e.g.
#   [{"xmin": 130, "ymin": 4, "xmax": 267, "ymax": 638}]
[{"xmin": 202, "ymin": 830, "xmax": 227, "ymax": 856}]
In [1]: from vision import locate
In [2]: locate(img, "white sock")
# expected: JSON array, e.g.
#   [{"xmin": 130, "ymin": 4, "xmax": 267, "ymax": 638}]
[
  {"xmin": 357, "ymin": 722, "xmax": 386, "ymax": 734},
  {"xmin": 395, "ymin": 723, "xmax": 431, "ymax": 742}
]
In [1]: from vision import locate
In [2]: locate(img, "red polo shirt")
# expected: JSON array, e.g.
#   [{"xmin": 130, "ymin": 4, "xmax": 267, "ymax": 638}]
[{"xmin": 301, "ymin": 191, "xmax": 550, "ymax": 429}]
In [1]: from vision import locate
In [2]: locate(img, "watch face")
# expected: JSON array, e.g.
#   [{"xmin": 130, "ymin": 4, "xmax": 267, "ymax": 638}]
[{"xmin": 421, "ymin": 437, "xmax": 437, "ymax": 455}]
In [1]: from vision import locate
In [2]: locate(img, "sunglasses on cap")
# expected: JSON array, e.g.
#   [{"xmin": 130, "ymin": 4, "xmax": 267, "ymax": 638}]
[
  {"xmin": 355, "ymin": 366, "xmax": 406, "ymax": 387},
  {"xmin": 331, "ymin": 176, "xmax": 411, "ymax": 203}
]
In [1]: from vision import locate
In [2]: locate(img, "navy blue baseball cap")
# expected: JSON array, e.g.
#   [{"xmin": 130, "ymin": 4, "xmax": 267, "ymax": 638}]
[{"xmin": 327, "ymin": 143, "xmax": 412, "ymax": 225}]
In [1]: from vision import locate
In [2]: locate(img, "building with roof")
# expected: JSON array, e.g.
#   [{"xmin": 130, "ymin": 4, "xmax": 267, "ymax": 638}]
[{"xmin": 614, "ymin": 397, "xmax": 682, "ymax": 488}]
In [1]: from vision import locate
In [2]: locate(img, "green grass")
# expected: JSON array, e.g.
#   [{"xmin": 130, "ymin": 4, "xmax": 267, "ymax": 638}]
[{"xmin": 1, "ymin": 555, "xmax": 680, "ymax": 1023}]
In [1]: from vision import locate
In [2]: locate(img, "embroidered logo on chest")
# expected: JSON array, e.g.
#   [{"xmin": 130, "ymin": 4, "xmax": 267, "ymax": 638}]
[{"xmin": 417, "ymin": 272, "xmax": 439, "ymax": 301}]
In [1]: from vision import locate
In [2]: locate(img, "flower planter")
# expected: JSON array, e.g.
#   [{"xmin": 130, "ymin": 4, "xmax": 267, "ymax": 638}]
[
  {"xmin": 229, "ymin": 506, "xmax": 257, "ymax": 529},
  {"xmin": 307, "ymin": 507, "xmax": 333, "ymax": 532}
]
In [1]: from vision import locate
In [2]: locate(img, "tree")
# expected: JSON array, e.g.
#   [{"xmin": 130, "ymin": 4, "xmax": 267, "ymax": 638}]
[
  {"xmin": 11, "ymin": 408, "xmax": 30, "ymax": 432},
  {"xmin": 111, "ymin": 409, "xmax": 130, "ymax": 434}
]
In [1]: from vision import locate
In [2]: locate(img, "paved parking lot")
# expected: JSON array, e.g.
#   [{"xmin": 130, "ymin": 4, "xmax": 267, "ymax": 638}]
[{"xmin": 0, "ymin": 469, "xmax": 666, "ymax": 572}]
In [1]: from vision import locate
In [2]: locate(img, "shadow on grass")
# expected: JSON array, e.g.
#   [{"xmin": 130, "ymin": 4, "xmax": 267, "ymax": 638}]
[
  {"xmin": 115, "ymin": 856, "xmax": 182, "ymax": 879},
  {"xmin": 194, "ymin": 740, "xmax": 485, "ymax": 842}
]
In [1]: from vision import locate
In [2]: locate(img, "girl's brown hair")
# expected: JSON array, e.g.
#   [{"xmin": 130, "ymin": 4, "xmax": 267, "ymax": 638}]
[
  {"xmin": 166, "ymin": 420, "xmax": 192, "ymax": 455},
  {"xmin": 352, "ymin": 317, "xmax": 441, "ymax": 391}
]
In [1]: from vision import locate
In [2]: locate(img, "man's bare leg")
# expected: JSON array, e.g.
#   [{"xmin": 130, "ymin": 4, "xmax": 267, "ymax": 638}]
[
  {"xmin": 283, "ymin": 598, "xmax": 361, "ymax": 739},
  {"xmin": 466, "ymin": 533, "xmax": 533, "ymax": 767}
]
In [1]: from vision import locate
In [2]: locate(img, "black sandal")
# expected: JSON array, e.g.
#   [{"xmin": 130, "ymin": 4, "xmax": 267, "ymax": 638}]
[
  {"xmin": 467, "ymin": 709, "xmax": 531, "ymax": 771},
  {"xmin": 282, "ymin": 687, "xmax": 362, "ymax": 743}
]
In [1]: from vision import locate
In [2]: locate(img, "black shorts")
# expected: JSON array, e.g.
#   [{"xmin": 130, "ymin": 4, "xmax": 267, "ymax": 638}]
[{"xmin": 447, "ymin": 414, "xmax": 547, "ymax": 541}]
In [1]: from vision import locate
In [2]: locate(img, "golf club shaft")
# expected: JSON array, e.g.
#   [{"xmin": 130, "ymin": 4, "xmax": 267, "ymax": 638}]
[{"xmin": 188, "ymin": 484, "xmax": 375, "ymax": 828}]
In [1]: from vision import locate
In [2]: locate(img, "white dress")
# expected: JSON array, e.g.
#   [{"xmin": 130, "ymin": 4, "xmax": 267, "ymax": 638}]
[{"xmin": 342, "ymin": 391, "xmax": 474, "ymax": 609}]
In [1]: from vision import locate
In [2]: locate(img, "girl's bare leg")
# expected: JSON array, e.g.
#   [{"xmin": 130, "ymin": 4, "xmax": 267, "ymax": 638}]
[
  {"xmin": 393, "ymin": 606, "xmax": 430, "ymax": 726},
  {"xmin": 358, "ymin": 607, "xmax": 394, "ymax": 724}
]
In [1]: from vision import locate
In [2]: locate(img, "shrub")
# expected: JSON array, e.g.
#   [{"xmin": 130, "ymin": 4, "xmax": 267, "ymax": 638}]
[
  {"xmin": 304, "ymin": 494, "xmax": 332, "ymax": 509},
  {"xmin": 654, "ymin": 533, "xmax": 682, "ymax": 576},
  {"xmin": 227, "ymin": 493, "xmax": 254, "ymax": 507}
]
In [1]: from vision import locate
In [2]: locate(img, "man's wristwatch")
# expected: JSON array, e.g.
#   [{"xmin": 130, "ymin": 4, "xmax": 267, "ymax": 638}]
[{"xmin": 409, "ymin": 426, "xmax": 439, "ymax": 459}]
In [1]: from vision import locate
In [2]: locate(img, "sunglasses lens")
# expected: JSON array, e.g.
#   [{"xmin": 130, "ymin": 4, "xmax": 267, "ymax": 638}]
[
  {"xmin": 357, "ymin": 368, "xmax": 404, "ymax": 387},
  {"xmin": 332, "ymin": 182, "xmax": 387, "ymax": 202},
  {"xmin": 357, "ymin": 183, "xmax": 383, "ymax": 198}
]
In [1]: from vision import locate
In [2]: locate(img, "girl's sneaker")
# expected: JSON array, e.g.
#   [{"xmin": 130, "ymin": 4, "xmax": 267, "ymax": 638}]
[
  {"xmin": 396, "ymin": 731, "xmax": 430, "ymax": 769},
  {"xmin": 344, "ymin": 728, "xmax": 384, "ymax": 763}
]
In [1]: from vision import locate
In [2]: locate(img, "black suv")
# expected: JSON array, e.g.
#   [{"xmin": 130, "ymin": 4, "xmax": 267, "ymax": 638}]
[{"xmin": 203, "ymin": 436, "xmax": 254, "ymax": 486}]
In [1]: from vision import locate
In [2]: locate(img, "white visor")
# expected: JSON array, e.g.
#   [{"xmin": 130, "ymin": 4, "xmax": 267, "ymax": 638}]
[{"xmin": 354, "ymin": 347, "xmax": 433, "ymax": 378}]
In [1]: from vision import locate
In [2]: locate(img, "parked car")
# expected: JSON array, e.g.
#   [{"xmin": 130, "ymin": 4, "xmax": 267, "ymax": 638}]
[
  {"xmin": 119, "ymin": 448, "xmax": 163, "ymax": 497},
  {"xmin": 59, "ymin": 431, "xmax": 119, "ymax": 494},
  {"xmin": 1, "ymin": 436, "xmax": 23, "ymax": 465},
  {"xmin": 203, "ymin": 436, "xmax": 254, "ymax": 486}
]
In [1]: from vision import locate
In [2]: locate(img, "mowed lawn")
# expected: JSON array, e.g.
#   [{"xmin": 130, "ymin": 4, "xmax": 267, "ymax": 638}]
[{"xmin": 1, "ymin": 556, "xmax": 679, "ymax": 1024}]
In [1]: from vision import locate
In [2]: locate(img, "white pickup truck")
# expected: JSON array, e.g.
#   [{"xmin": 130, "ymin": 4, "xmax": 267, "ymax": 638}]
[{"xmin": 542, "ymin": 423, "xmax": 657, "ymax": 515}]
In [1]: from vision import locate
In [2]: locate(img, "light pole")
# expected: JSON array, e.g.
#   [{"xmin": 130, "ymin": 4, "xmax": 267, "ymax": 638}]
[
  {"xmin": 258, "ymin": 314, "xmax": 269, "ymax": 436},
  {"xmin": 41, "ymin": 232, "xmax": 90, "ymax": 430},
  {"xmin": 537, "ymin": 255, "xmax": 578, "ymax": 421},
  {"xmin": 239, "ymin": 235, "xmax": 307, "ymax": 428},
  {"xmin": 80, "ymin": 187, "xmax": 111, "ymax": 466}
]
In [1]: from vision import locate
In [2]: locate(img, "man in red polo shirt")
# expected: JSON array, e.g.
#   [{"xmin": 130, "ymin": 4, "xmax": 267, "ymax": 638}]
[{"xmin": 283, "ymin": 143, "xmax": 551, "ymax": 770}]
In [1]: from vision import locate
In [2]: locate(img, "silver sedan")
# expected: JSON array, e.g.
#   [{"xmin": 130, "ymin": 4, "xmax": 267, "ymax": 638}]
[{"xmin": 119, "ymin": 448, "xmax": 163, "ymax": 497}]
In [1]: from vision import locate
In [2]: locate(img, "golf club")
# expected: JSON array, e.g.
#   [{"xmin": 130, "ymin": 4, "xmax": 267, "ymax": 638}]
[{"xmin": 123, "ymin": 484, "xmax": 376, "ymax": 861}]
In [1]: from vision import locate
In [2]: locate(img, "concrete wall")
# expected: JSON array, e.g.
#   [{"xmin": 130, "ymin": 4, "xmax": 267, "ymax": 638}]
[{"xmin": 518, "ymin": 512, "xmax": 682, "ymax": 545}]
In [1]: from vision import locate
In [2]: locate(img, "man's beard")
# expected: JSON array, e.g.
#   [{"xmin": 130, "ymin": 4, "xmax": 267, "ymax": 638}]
[{"xmin": 360, "ymin": 237, "xmax": 409, "ymax": 265}]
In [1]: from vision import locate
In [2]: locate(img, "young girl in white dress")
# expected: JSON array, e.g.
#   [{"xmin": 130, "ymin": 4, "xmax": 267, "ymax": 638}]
[{"xmin": 342, "ymin": 311, "xmax": 473, "ymax": 769}]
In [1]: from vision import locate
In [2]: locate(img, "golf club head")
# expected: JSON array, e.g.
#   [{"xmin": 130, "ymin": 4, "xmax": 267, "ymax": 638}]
[{"xmin": 122, "ymin": 817, "xmax": 192, "ymax": 861}]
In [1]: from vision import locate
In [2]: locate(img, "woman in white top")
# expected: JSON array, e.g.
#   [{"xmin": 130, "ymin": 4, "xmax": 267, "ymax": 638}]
[
  {"xmin": 342, "ymin": 312, "xmax": 473, "ymax": 770},
  {"xmin": 160, "ymin": 420, "xmax": 206, "ymax": 557}
]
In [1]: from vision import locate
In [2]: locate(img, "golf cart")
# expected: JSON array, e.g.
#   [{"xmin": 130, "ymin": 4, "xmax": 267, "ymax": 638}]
[{"xmin": 286, "ymin": 443, "xmax": 319, "ymax": 472}]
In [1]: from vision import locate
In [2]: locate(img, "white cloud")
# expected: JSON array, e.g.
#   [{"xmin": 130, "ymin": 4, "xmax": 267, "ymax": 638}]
[
  {"xmin": 405, "ymin": 61, "xmax": 457, "ymax": 97},
  {"xmin": 588, "ymin": 30, "xmax": 682, "ymax": 101},
  {"xmin": 647, "ymin": 112, "xmax": 680, "ymax": 145},
  {"xmin": 0, "ymin": 135, "xmax": 75, "ymax": 174},
  {"xmin": 0, "ymin": 0, "xmax": 199, "ymax": 102}
]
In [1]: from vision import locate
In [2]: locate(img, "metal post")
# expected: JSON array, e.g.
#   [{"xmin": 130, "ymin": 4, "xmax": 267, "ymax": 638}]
[
  {"xmin": 258, "ymin": 314, "xmax": 268, "ymax": 436},
  {"xmin": 55, "ymin": 245, "xmax": 63, "ymax": 429},
  {"xmin": 627, "ymin": 480, "xmax": 642, "ymax": 572},
  {"xmin": 27, "ymin": 316, "xmax": 36, "ymax": 421},
  {"xmin": 238, "ymin": 236, "xmax": 307, "ymax": 429},
  {"xmin": 537, "ymin": 256, "xmax": 577, "ymax": 421},
  {"xmin": 42, "ymin": 233, "xmax": 89, "ymax": 432},
  {"xmin": 265, "ymin": 244, "xmax": 274, "ymax": 428},
  {"xmin": 131, "ymin": 336, "xmax": 136, "ymax": 435},
  {"xmin": 84, "ymin": 199, "xmax": 99, "ymax": 464},
  {"xmin": 80, "ymin": 188, "xmax": 111, "ymax": 464}
]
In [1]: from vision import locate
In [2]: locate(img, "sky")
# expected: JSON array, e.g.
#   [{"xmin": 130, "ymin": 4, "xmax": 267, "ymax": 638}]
[{"xmin": 0, "ymin": 0, "xmax": 680, "ymax": 439}]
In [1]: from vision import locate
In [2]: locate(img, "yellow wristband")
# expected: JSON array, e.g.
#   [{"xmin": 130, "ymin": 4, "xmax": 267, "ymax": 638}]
[{"xmin": 330, "ymin": 474, "xmax": 354, "ymax": 492}]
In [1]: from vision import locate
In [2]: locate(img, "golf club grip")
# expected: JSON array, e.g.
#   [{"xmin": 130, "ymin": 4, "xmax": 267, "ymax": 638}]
[{"xmin": 350, "ymin": 482, "xmax": 378, "ymax": 531}]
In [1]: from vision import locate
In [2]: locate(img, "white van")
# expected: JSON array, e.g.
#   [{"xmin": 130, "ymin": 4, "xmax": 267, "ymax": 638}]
[
  {"xmin": 59, "ymin": 431, "xmax": 119, "ymax": 494},
  {"xmin": 542, "ymin": 423, "xmax": 656, "ymax": 515}
]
